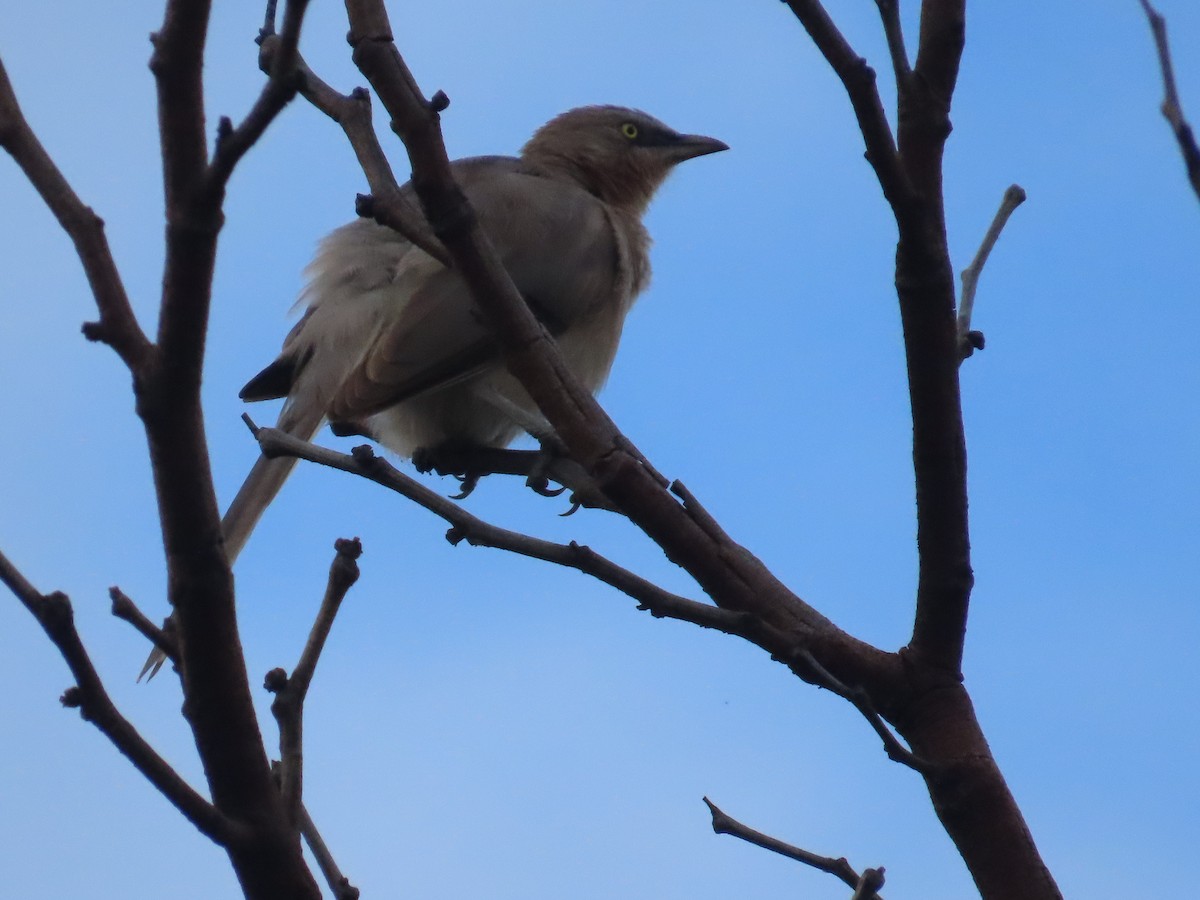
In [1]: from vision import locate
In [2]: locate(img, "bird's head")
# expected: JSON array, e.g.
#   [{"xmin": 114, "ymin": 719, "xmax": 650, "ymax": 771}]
[{"xmin": 521, "ymin": 106, "xmax": 728, "ymax": 215}]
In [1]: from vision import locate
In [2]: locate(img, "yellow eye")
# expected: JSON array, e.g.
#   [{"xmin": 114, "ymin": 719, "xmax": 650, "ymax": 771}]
[{"xmin": 621, "ymin": 122, "xmax": 639, "ymax": 140}]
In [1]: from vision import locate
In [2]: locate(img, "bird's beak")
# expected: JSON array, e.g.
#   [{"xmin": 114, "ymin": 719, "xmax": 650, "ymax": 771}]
[{"xmin": 667, "ymin": 133, "xmax": 730, "ymax": 163}]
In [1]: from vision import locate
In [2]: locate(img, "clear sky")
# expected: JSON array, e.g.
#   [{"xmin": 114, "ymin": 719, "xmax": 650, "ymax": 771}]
[{"xmin": 2, "ymin": 2, "xmax": 1198, "ymax": 897}]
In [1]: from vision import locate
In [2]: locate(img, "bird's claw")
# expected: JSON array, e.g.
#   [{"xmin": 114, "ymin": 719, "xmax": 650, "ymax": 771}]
[{"xmin": 449, "ymin": 472, "xmax": 481, "ymax": 500}]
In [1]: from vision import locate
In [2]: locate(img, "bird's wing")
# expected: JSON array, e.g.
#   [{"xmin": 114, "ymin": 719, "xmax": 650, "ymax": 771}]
[{"xmin": 327, "ymin": 164, "xmax": 620, "ymax": 423}]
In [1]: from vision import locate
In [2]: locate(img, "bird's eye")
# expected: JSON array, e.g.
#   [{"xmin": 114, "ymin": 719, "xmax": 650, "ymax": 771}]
[{"xmin": 621, "ymin": 122, "xmax": 639, "ymax": 140}]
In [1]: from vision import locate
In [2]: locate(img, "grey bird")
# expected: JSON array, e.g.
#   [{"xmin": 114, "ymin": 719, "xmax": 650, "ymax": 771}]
[{"xmin": 139, "ymin": 105, "xmax": 726, "ymax": 679}]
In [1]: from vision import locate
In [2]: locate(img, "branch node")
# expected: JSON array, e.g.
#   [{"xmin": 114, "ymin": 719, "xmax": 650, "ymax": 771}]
[
  {"xmin": 264, "ymin": 667, "xmax": 289, "ymax": 693},
  {"xmin": 60, "ymin": 686, "xmax": 84, "ymax": 709},
  {"xmin": 428, "ymin": 89, "xmax": 450, "ymax": 112}
]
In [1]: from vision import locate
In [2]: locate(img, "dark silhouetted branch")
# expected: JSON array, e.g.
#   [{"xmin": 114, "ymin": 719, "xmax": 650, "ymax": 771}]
[
  {"xmin": 703, "ymin": 797, "xmax": 883, "ymax": 898},
  {"xmin": 206, "ymin": 0, "xmax": 312, "ymax": 195},
  {"xmin": 957, "ymin": 184, "xmax": 1026, "ymax": 361},
  {"xmin": 781, "ymin": 0, "xmax": 911, "ymax": 208},
  {"xmin": 256, "ymin": 32, "xmax": 450, "ymax": 265},
  {"xmin": 0, "ymin": 548, "xmax": 236, "ymax": 846},
  {"xmin": 0, "ymin": 58, "xmax": 151, "ymax": 369},
  {"xmin": 874, "ymin": 0, "xmax": 912, "ymax": 87},
  {"xmin": 110, "ymin": 587, "xmax": 178, "ymax": 669},
  {"xmin": 1139, "ymin": 0, "xmax": 1200, "ymax": 200},
  {"xmin": 336, "ymin": 2, "xmax": 874, "ymax": 674},
  {"xmin": 852, "ymin": 868, "xmax": 887, "ymax": 900}
]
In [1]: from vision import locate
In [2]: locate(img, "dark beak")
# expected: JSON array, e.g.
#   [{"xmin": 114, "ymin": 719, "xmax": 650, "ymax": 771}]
[{"xmin": 668, "ymin": 133, "xmax": 730, "ymax": 163}]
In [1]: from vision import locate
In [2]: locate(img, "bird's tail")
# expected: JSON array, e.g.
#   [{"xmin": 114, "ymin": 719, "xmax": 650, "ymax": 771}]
[{"xmin": 137, "ymin": 400, "xmax": 326, "ymax": 681}]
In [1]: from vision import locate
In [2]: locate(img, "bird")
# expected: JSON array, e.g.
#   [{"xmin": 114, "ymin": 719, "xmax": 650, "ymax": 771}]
[{"xmin": 139, "ymin": 105, "xmax": 726, "ymax": 679}]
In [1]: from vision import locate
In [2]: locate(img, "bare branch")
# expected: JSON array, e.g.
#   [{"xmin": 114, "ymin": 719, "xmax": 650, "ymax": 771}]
[
  {"xmin": 256, "ymin": 23, "xmax": 453, "ymax": 266},
  {"xmin": 852, "ymin": 868, "xmax": 888, "ymax": 900},
  {"xmin": 206, "ymin": 0, "xmax": 313, "ymax": 195},
  {"xmin": 0, "ymin": 57, "xmax": 151, "ymax": 369},
  {"xmin": 268, "ymin": 538, "xmax": 362, "ymax": 825},
  {"xmin": 703, "ymin": 797, "xmax": 883, "ymax": 898},
  {"xmin": 251, "ymin": 426, "xmax": 736, "ymax": 627},
  {"xmin": 337, "ymin": 4, "xmax": 898, "ymax": 710},
  {"xmin": 252, "ymin": 427, "xmax": 932, "ymax": 777},
  {"xmin": 0, "ymin": 548, "xmax": 237, "ymax": 846},
  {"xmin": 957, "ymin": 184, "xmax": 1026, "ymax": 361},
  {"xmin": 300, "ymin": 802, "xmax": 361, "ymax": 900},
  {"xmin": 788, "ymin": 649, "xmax": 931, "ymax": 774},
  {"xmin": 1139, "ymin": 0, "xmax": 1200, "ymax": 200},
  {"xmin": 781, "ymin": 0, "xmax": 912, "ymax": 209},
  {"xmin": 874, "ymin": 0, "xmax": 912, "ymax": 86},
  {"xmin": 110, "ymin": 586, "xmax": 178, "ymax": 668}
]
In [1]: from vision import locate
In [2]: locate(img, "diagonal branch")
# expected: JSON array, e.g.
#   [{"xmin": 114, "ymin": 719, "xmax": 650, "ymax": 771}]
[
  {"xmin": 256, "ymin": 33, "xmax": 450, "ymax": 265},
  {"xmin": 268, "ymin": 538, "xmax": 362, "ymax": 825},
  {"xmin": 957, "ymin": 184, "xmax": 1026, "ymax": 361},
  {"xmin": 0, "ymin": 56, "xmax": 151, "ymax": 369},
  {"xmin": 781, "ymin": 0, "xmax": 912, "ymax": 209},
  {"xmin": 703, "ymin": 797, "xmax": 884, "ymax": 898},
  {"xmin": 874, "ymin": 0, "xmax": 913, "ymax": 88},
  {"xmin": 205, "ymin": 0, "xmax": 313, "ymax": 196},
  {"xmin": 300, "ymin": 801, "xmax": 361, "ymax": 900},
  {"xmin": 110, "ymin": 586, "xmax": 178, "ymax": 667},
  {"xmin": 338, "ymin": 1, "xmax": 897, "ymax": 707},
  {"xmin": 1139, "ymin": 0, "xmax": 1200, "ymax": 201},
  {"xmin": 0, "ymin": 548, "xmax": 237, "ymax": 846},
  {"xmin": 250, "ymin": 426, "xmax": 922, "ymax": 769}
]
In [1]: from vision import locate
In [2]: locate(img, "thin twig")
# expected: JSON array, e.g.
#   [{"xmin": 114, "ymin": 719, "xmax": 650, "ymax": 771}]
[
  {"xmin": 781, "ymin": 0, "xmax": 911, "ymax": 208},
  {"xmin": 957, "ymin": 184, "xmax": 1026, "ymax": 361},
  {"xmin": 789, "ymin": 649, "xmax": 932, "ymax": 775},
  {"xmin": 110, "ymin": 587, "xmax": 178, "ymax": 666},
  {"xmin": 703, "ymin": 797, "xmax": 883, "ymax": 898},
  {"xmin": 874, "ymin": 0, "xmax": 912, "ymax": 86},
  {"xmin": 251, "ymin": 425, "xmax": 785, "ymax": 641},
  {"xmin": 300, "ymin": 801, "xmax": 361, "ymax": 900},
  {"xmin": 257, "ymin": 35, "xmax": 450, "ymax": 265},
  {"xmin": 1139, "ymin": 0, "xmax": 1200, "ymax": 200},
  {"xmin": 206, "ymin": 0, "xmax": 313, "ymax": 195},
  {"xmin": 0, "ymin": 548, "xmax": 237, "ymax": 846},
  {"xmin": 251, "ymin": 427, "xmax": 931, "ymax": 772},
  {"xmin": 0, "ymin": 57, "xmax": 151, "ymax": 369},
  {"xmin": 268, "ymin": 538, "xmax": 363, "ymax": 826}
]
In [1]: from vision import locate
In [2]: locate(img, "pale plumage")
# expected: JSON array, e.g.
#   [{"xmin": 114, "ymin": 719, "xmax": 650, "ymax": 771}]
[{"xmin": 139, "ymin": 106, "xmax": 725, "ymax": 679}]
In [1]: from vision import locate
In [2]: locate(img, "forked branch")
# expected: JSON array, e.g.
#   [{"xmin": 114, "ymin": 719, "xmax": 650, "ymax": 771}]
[
  {"xmin": 268, "ymin": 538, "xmax": 362, "ymax": 825},
  {"xmin": 0, "ymin": 549, "xmax": 235, "ymax": 845}
]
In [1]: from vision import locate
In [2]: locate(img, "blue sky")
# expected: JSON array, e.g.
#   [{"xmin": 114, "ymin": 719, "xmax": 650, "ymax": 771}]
[{"xmin": 2, "ymin": 2, "xmax": 1198, "ymax": 897}]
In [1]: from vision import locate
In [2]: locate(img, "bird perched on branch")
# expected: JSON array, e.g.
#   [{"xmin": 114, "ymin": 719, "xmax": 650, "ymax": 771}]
[{"xmin": 139, "ymin": 105, "xmax": 725, "ymax": 679}]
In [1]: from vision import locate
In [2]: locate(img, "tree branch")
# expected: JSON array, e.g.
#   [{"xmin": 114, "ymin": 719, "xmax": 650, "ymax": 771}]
[
  {"xmin": 781, "ymin": 0, "xmax": 912, "ymax": 209},
  {"xmin": 299, "ymin": 801, "xmax": 361, "ymax": 900},
  {"xmin": 957, "ymin": 184, "xmax": 1026, "ymax": 361},
  {"xmin": 703, "ymin": 797, "xmax": 883, "ymax": 898},
  {"xmin": 110, "ymin": 586, "xmax": 178, "ymax": 669},
  {"xmin": 268, "ymin": 538, "xmax": 362, "ymax": 825},
  {"xmin": 255, "ymin": 26, "xmax": 451, "ymax": 265},
  {"xmin": 337, "ymin": 1, "xmax": 896, "ymax": 710},
  {"xmin": 0, "ymin": 56, "xmax": 151, "ymax": 369},
  {"xmin": 1139, "ymin": 0, "xmax": 1200, "ymax": 200},
  {"xmin": 874, "ymin": 0, "xmax": 912, "ymax": 87},
  {"xmin": 0, "ymin": 548, "xmax": 237, "ymax": 846},
  {"xmin": 205, "ymin": 0, "xmax": 312, "ymax": 196},
  {"xmin": 250, "ymin": 426, "xmax": 931, "ymax": 773}
]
